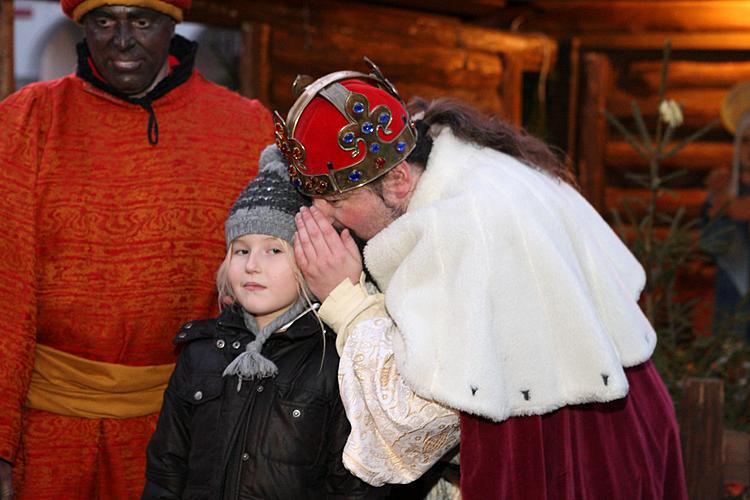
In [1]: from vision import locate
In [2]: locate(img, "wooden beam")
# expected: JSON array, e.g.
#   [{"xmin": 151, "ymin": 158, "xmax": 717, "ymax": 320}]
[
  {"xmin": 239, "ymin": 21, "xmax": 272, "ymax": 107},
  {"xmin": 509, "ymin": 2, "xmax": 750, "ymax": 34},
  {"xmin": 188, "ymin": 0, "xmax": 462, "ymax": 45},
  {"xmin": 187, "ymin": 0, "xmax": 554, "ymax": 68},
  {"xmin": 680, "ymin": 378, "xmax": 724, "ymax": 500},
  {"xmin": 723, "ymin": 430, "xmax": 750, "ymax": 489},
  {"xmin": 607, "ymin": 86, "xmax": 723, "ymax": 130},
  {"xmin": 191, "ymin": 0, "xmax": 509, "ymax": 24},
  {"xmin": 604, "ymin": 187, "xmax": 706, "ymax": 219},
  {"xmin": 566, "ymin": 37, "xmax": 581, "ymax": 165},
  {"xmin": 605, "ymin": 141, "xmax": 731, "ymax": 172},
  {"xmin": 185, "ymin": 0, "xmax": 246, "ymax": 27},
  {"xmin": 578, "ymin": 32, "xmax": 750, "ymax": 51},
  {"xmin": 577, "ymin": 52, "xmax": 612, "ymax": 211},
  {"xmin": 628, "ymin": 60, "xmax": 750, "ymax": 90},
  {"xmin": 368, "ymin": 0, "xmax": 506, "ymax": 17},
  {"xmin": 269, "ymin": 68, "xmax": 504, "ymax": 116},
  {"xmin": 0, "ymin": 0, "xmax": 13, "ymax": 101},
  {"xmin": 458, "ymin": 26, "xmax": 557, "ymax": 71},
  {"xmin": 187, "ymin": 0, "xmax": 551, "ymax": 122},
  {"xmin": 501, "ymin": 53, "xmax": 522, "ymax": 124},
  {"xmin": 268, "ymin": 27, "xmax": 504, "ymax": 90}
]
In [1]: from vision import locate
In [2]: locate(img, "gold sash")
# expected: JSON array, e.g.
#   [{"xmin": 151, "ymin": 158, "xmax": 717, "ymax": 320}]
[{"xmin": 26, "ymin": 344, "xmax": 175, "ymax": 419}]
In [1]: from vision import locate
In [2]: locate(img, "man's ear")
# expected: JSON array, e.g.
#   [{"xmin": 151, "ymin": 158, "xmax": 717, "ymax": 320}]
[{"xmin": 381, "ymin": 162, "xmax": 416, "ymax": 204}]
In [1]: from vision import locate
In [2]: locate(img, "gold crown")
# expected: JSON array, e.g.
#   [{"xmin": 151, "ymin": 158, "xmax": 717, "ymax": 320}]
[{"xmin": 274, "ymin": 59, "xmax": 417, "ymax": 197}]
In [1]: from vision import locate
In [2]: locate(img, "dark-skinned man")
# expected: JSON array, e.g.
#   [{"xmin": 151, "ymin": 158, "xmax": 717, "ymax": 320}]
[{"xmin": 0, "ymin": 1, "xmax": 273, "ymax": 498}]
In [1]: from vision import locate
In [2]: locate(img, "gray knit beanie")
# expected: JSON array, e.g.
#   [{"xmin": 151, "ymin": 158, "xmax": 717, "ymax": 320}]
[
  {"xmin": 222, "ymin": 144, "xmax": 311, "ymax": 388},
  {"xmin": 225, "ymin": 144, "xmax": 309, "ymax": 248}
]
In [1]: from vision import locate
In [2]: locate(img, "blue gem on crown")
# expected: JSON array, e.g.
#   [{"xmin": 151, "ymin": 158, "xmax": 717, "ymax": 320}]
[
  {"xmin": 396, "ymin": 141, "xmax": 407, "ymax": 153},
  {"xmin": 378, "ymin": 112, "xmax": 390, "ymax": 125},
  {"xmin": 362, "ymin": 122, "xmax": 374, "ymax": 134},
  {"xmin": 292, "ymin": 178, "xmax": 302, "ymax": 188},
  {"xmin": 343, "ymin": 132, "xmax": 355, "ymax": 144},
  {"xmin": 353, "ymin": 102, "xmax": 365, "ymax": 114},
  {"xmin": 348, "ymin": 170, "xmax": 362, "ymax": 182},
  {"xmin": 370, "ymin": 143, "xmax": 380, "ymax": 153}
]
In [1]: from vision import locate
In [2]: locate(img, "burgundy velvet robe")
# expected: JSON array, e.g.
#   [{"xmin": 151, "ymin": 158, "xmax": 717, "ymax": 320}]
[{"xmin": 460, "ymin": 361, "xmax": 687, "ymax": 499}]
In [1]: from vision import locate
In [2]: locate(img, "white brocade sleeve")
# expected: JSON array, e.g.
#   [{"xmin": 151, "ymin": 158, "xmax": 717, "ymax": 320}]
[{"xmin": 338, "ymin": 316, "xmax": 460, "ymax": 486}]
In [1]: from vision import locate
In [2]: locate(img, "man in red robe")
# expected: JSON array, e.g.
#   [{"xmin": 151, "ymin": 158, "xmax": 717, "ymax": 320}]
[{"xmin": 0, "ymin": 1, "xmax": 273, "ymax": 498}]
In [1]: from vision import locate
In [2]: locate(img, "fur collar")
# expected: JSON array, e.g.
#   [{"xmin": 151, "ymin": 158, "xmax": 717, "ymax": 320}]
[{"xmin": 364, "ymin": 129, "xmax": 655, "ymax": 421}]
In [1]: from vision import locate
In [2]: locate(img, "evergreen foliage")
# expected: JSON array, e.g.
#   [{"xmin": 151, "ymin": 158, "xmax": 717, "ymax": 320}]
[{"xmin": 604, "ymin": 41, "xmax": 750, "ymax": 433}]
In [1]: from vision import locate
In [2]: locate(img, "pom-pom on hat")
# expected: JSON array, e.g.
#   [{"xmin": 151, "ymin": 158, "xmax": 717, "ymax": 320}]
[
  {"xmin": 61, "ymin": 0, "xmax": 191, "ymax": 22},
  {"xmin": 225, "ymin": 144, "xmax": 309, "ymax": 249},
  {"xmin": 222, "ymin": 144, "xmax": 311, "ymax": 387},
  {"xmin": 274, "ymin": 58, "xmax": 417, "ymax": 197}
]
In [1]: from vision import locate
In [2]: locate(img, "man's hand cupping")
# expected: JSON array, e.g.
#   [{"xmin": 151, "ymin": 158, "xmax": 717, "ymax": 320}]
[{"xmin": 294, "ymin": 206, "xmax": 363, "ymax": 300}]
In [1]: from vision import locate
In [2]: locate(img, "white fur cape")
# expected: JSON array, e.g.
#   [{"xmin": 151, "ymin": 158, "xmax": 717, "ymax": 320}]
[{"xmin": 363, "ymin": 128, "xmax": 656, "ymax": 421}]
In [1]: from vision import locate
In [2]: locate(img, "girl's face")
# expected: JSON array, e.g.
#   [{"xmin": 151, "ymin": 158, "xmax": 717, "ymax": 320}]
[{"xmin": 228, "ymin": 234, "xmax": 299, "ymax": 329}]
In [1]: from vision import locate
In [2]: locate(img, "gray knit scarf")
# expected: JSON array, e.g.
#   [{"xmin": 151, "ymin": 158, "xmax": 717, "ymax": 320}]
[{"xmin": 223, "ymin": 296, "xmax": 310, "ymax": 390}]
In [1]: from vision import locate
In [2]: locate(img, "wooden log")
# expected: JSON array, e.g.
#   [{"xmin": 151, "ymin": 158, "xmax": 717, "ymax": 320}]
[
  {"xmin": 239, "ymin": 21, "xmax": 272, "ymax": 107},
  {"xmin": 270, "ymin": 28, "xmax": 503, "ymax": 85},
  {"xmin": 723, "ymin": 430, "xmax": 750, "ymax": 490},
  {"xmin": 268, "ymin": 65, "xmax": 502, "ymax": 111},
  {"xmin": 0, "ymin": 0, "xmax": 13, "ymax": 101},
  {"xmin": 605, "ymin": 141, "xmax": 732, "ymax": 172},
  {"xmin": 566, "ymin": 37, "xmax": 581, "ymax": 165},
  {"xmin": 615, "ymin": 225, "xmax": 705, "ymax": 244},
  {"xmin": 680, "ymin": 378, "xmax": 724, "ymax": 500},
  {"xmin": 186, "ymin": 0, "xmax": 246, "ymax": 27},
  {"xmin": 501, "ymin": 53, "xmax": 522, "ymax": 125},
  {"xmin": 577, "ymin": 52, "xmax": 612, "ymax": 211},
  {"xmin": 604, "ymin": 187, "xmax": 706, "ymax": 219},
  {"xmin": 607, "ymin": 86, "xmax": 723, "ymax": 129},
  {"xmin": 458, "ymin": 26, "xmax": 557, "ymax": 71},
  {"xmin": 189, "ymin": 0, "xmax": 553, "ymax": 73},
  {"xmin": 368, "ymin": 0, "xmax": 507, "ymax": 17},
  {"xmin": 314, "ymin": 5, "xmax": 461, "ymax": 47},
  {"xmin": 268, "ymin": 27, "xmax": 506, "ymax": 114},
  {"xmin": 270, "ymin": 69, "xmax": 504, "ymax": 115},
  {"xmin": 578, "ymin": 32, "xmax": 750, "ymax": 51},
  {"xmin": 395, "ymin": 83, "xmax": 504, "ymax": 116},
  {"xmin": 505, "ymin": 1, "xmax": 750, "ymax": 34},
  {"xmin": 190, "ymin": 0, "xmax": 462, "ymax": 45},
  {"xmin": 628, "ymin": 60, "xmax": 750, "ymax": 90}
]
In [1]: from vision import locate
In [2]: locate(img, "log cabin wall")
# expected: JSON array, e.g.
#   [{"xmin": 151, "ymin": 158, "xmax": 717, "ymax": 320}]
[
  {"xmin": 2, "ymin": 1, "xmax": 552, "ymax": 125},
  {"xmin": 493, "ymin": 0, "xmax": 750, "ymax": 331},
  {"xmin": 187, "ymin": 0, "xmax": 555, "ymax": 126}
]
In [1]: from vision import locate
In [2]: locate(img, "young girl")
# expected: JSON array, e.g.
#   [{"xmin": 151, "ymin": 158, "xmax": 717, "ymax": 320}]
[{"xmin": 142, "ymin": 146, "xmax": 381, "ymax": 499}]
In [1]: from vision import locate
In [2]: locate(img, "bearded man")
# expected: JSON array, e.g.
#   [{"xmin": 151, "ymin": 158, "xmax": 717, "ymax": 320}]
[
  {"xmin": 283, "ymin": 64, "xmax": 687, "ymax": 499},
  {"xmin": 0, "ymin": 1, "xmax": 272, "ymax": 498}
]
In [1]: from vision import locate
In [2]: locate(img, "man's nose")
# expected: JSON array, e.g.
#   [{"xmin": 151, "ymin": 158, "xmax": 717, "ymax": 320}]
[{"xmin": 114, "ymin": 22, "xmax": 135, "ymax": 50}]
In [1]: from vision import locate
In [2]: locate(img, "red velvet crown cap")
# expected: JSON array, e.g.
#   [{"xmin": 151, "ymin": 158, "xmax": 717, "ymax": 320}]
[
  {"xmin": 61, "ymin": 0, "xmax": 191, "ymax": 21},
  {"xmin": 293, "ymin": 79, "xmax": 410, "ymax": 176},
  {"xmin": 275, "ymin": 64, "xmax": 417, "ymax": 196}
]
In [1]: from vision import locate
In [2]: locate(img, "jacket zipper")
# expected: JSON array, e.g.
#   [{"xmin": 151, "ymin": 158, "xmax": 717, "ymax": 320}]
[{"xmin": 230, "ymin": 389, "xmax": 257, "ymax": 500}]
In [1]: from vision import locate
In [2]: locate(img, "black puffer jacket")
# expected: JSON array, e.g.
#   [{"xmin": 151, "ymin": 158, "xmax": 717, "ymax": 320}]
[{"xmin": 142, "ymin": 307, "xmax": 384, "ymax": 500}]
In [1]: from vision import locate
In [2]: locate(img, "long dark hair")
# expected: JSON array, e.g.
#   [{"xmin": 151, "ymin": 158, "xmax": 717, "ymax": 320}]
[{"xmin": 407, "ymin": 97, "xmax": 578, "ymax": 188}]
